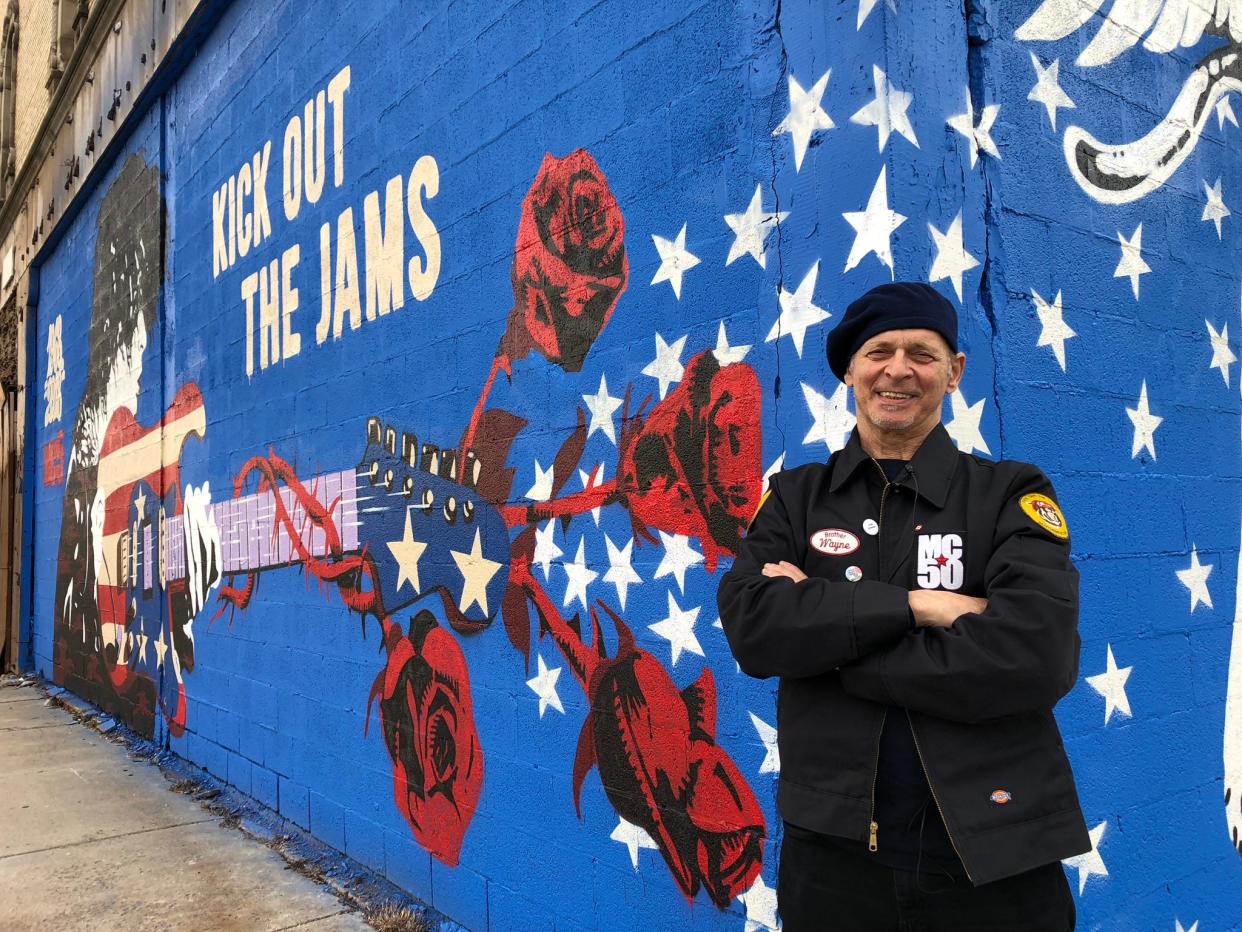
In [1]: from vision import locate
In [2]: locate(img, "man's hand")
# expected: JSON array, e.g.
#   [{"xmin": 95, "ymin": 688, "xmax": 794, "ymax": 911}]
[
  {"xmin": 762, "ymin": 560, "xmax": 807, "ymax": 583},
  {"xmin": 908, "ymin": 589, "xmax": 987, "ymax": 629}
]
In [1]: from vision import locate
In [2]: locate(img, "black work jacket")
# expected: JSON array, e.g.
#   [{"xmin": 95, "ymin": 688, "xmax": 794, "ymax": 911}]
[{"xmin": 718, "ymin": 425, "xmax": 1092, "ymax": 886}]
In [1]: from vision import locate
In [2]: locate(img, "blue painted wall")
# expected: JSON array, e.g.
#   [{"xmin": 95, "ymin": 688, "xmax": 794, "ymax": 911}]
[{"xmin": 25, "ymin": 1, "xmax": 1242, "ymax": 929}]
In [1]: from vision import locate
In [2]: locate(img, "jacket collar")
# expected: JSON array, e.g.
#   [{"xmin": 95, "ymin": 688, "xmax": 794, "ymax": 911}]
[{"xmin": 829, "ymin": 422, "xmax": 960, "ymax": 509}]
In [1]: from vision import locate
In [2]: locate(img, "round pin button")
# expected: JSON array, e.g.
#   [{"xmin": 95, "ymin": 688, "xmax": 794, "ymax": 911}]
[
  {"xmin": 845, "ymin": 566, "xmax": 863, "ymax": 582},
  {"xmin": 862, "ymin": 519, "xmax": 879, "ymax": 535}
]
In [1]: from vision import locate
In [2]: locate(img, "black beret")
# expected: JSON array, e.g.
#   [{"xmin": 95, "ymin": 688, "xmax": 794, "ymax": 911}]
[{"xmin": 826, "ymin": 282, "xmax": 958, "ymax": 381}]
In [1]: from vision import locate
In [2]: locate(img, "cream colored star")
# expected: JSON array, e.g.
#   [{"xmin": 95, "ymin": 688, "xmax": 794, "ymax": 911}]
[
  {"xmin": 1114, "ymin": 223, "xmax": 1150, "ymax": 300},
  {"xmin": 450, "ymin": 527, "xmax": 502, "ymax": 615},
  {"xmin": 153, "ymin": 626, "xmax": 168, "ymax": 669},
  {"xmin": 773, "ymin": 71, "xmax": 834, "ymax": 172},
  {"xmin": 134, "ymin": 487, "xmax": 148, "ymax": 520},
  {"xmin": 387, "ymin": 508, "xmax": 428, "ymax": 595},
  {"xmin": 1206, "ymin": 320, "xmax": 1236, "ymax": 386},
  {"xmin": 1176, "ymin": 546, "xmax": 1214, "ymax": 612}
]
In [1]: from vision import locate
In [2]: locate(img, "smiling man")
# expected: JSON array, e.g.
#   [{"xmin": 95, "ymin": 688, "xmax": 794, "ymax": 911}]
[{"xmin": 719, "ymin": 282, "xmax": 1091, "ymax": 931}]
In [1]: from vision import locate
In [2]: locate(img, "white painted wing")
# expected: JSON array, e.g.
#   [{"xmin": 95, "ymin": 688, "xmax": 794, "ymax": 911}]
[{"xmin": 1017, "ymin": 0, "xmax": 1242, "ymax": 66}]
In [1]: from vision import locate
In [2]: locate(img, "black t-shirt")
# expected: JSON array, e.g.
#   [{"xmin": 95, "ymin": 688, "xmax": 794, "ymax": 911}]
[{"xmin": 821, "ymin": 459, "xmax": 967, "ymax": 877}]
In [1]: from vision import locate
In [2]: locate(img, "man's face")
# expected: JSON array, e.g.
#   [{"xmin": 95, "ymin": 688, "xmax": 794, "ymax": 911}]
[{"xmin": 845, "ymin": 328, "xmax": 965, "ymax": 440}]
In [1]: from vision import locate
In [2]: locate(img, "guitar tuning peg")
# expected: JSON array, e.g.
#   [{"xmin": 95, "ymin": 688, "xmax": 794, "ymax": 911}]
[
  {"xmin": 462, "ymin": 500, "xmax": 475, "ymax": 523},
  {"xmin": 384, "ymin": 426, "xmax": 397, "ymax": 455},
  {"xmin": 367, "ymin": 461, "xmax": 380, "ymax": 485},
  {"xmin": 384, "ymin": 469, "xmax": 394, "ymax": 492},
  {"xmin": 421, "ymin": 444, "xmax": 439, "ymax": 476},
  {"xmin": 403, "ymin": 475, "xmax": 414, "ymax": 498},
  {"xmin": 443, "ymin": 495, "xmax": 457, "ymax": 525},
  {"xmin": 402, "ymin": 433, "xmax": 418, "ymax": 467},
  {"xmin": 420, "ymin": 487, "xmax": 434, "ymax": 514},
  {"xmin": 463, "ymin": 451, "xmax": 481, "ymax": 489},
  {"xmin": 440, "ymin": 450, "xmax": 457, "ymax": 481},
  {"xmin": 367, "ymin": 417, "xmax": 381, "ymax": 446}
]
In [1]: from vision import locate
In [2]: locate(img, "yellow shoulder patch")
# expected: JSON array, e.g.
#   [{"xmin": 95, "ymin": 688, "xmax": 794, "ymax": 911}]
[
  {"xmin": 747, "ymin": 488, "xmax": 772, "ymax": 532},
  {"xmin": 1019, "ymin": 492, "xmax": 1069, "ymax": 539}
]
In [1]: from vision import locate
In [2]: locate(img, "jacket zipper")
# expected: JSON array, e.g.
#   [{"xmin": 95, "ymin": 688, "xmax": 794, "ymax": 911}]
[
  {"xmin": 867, "ymin": 458, "xmax": 890, "ymax": 852},
  {"xmin": 907, "ymin": 710, "xmax": 974, "ymax": 883}
]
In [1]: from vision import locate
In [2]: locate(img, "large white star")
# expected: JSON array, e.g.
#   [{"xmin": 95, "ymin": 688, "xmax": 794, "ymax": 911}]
[
  {"xmin": 724, "ymin": 185, "xmax": 788, "ymax": 268},
  {"xmin": 927, "ymin": 212, "xmax": 979, "ymax": 302},
  {"xmin": 525, "ymin": 654, "xmax": 564, "ymax": 718},
  {"xmin": 450, "ymin": 527, "xmax": 503, "ymax": 615},
  {"xmin": 603, "ymin": 534, "xmax": 641, "ymax": 610},
  {"xmin": 712, "ymin": 321, "xmax": 751, "ymax": 365},
  {"xmin": 773, "ymin": 71, "xmax": 834, "ymax": 171},
  {"xmin": 1202, "ymin": 178, "xmax": 1230, "ymax": 239},
  {"xmin": 738, "ymin": 873, "xmax": 781, "ymax": 932},
  {"xmin": 1206, "ymin": 319, "xmax": 1236, "ymax": 386},
  {"xmin": 1033, "ymin": 288, "xmax": 1076, "ymax": 372},
  {"xmin": 1126, "ymin": 380, "xmax": 1162, "ymax": 460},
  {"xmin": 654, "ymin": 530, "xmax": 704, "ymax": 594},
  {"xmin": 1027, "ymin": 53, "xmax": 1075, "ymax": 129},
  {"xmin": 749, "ymin": 711, "xmax": 780, "ymax": 774},
  {"xmin": 843, "ymin": 167, "xmax": 906, "ymax": 274},
  {"xmin": 1176, "ymin": 546, "xmax": 1214, "ymax": 612},
  {"xmin": 1062, "ymin": 821, "xmax": 1109, "ymax": 895},
  {"xmin": 648, "ymin": 590, "xmax": 703, "ymax": 666},
  {"xmin": 1176, "ymin": 919, "xmax": 1200, "ymax": 932},
  {"xmin": 944, "ymin": 390, "xmax": 990, "ymax": 455},
  {"xmin": 1086, "ymin": 645, "xmax": 1132, "ymax": 725},
  {"xmin": 1114, "ymin": 223, "xmax": 1151, "ymax": 300},
  {"xmin": 525, "ymin": 459, "xmax": 554, "ymax": 502},
  {"xmin": 387, "ymin": 508, "xmax": 428, "ymax": 595},
  {"xmin": 801, "ymin": 382, "xmax": 856, "ymax": 452},
  {"xmin": 562, "ymin": 537, "xmax": 599, "ymax": 613},
  {"xmin": 766, "ymin": 261, "xmax": 831, "ymax": 357},
  {"xmin": 650, "ymin": 223, "xmax": 700, "ymax": 298},
  {"xmin": 533, "ymin": 520, "xmax": 563, "ymax": 581},
  {"xmin": 610, "ymin": 817, "xmax": 658, "ymax": 870},
  {"xmin": 851, "ymin": 65, "xmax": 919, "ymax": 151},
  {"xmin": 641, "ymin": 333, "xmax": 687, "ymax": 400},
  {"xmin": 856, "ymin": 0, "xmax": 894, "ymax": 29},
  {"xmin": 947, "ymin": 88, "xmax": 1000, "ymax": 168},
  {"xmin": 582, "ymin": 374, "xmax": 623, "ymax": 444}
]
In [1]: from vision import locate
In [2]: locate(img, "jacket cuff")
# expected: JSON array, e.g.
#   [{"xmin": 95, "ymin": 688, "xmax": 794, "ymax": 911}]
[{"xmin": 850, "ymin": 581, "xmax": 913, "ymax": 660}]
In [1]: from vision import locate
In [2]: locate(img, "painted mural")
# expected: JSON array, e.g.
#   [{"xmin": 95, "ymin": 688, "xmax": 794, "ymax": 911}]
[{"xmin": 23, "ymin": 1, "xmax": 1242, "ymax": 930}]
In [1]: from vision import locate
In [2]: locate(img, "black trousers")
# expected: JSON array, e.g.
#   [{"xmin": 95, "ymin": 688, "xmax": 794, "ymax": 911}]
[{"xmin": 778, "ymin": 825, "xmax": 1076, "ymax": 931}]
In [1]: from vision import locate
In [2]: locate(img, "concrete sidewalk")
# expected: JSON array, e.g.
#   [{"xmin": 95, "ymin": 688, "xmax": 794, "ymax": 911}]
[{"xmin": 0, "ymin": 678, "xmax": 377, "ymax": 932}]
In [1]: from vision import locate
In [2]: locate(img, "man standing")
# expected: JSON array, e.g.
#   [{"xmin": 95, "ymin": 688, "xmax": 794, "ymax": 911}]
[{"xmin": 718, "ymin": 282, "xmax": 1091, "ymax": 930}]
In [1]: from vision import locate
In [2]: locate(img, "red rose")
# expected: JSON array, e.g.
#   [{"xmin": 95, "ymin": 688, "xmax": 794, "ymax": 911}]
[
  {"xmin": 501, "ymin": 150, "xmax": 628, "ymax": 372},
  {"xmin": 368, "ymin": 611, "xmax": 483, "ymax": 867},
  {"xmin": 618, "ymin": 351, "xmax": 763, "ymax": 572}
]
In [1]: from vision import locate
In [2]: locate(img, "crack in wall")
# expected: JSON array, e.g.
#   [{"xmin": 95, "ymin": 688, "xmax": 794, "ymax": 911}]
[{"xmin": 766, "ymin": 0, "xmax": 790, "ymax": 459}]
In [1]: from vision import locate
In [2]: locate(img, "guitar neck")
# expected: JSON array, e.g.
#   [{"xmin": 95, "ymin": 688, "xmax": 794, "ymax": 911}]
[{"xmin": 163, "ymin": 467, "xmax": 360, "ymax": 581}]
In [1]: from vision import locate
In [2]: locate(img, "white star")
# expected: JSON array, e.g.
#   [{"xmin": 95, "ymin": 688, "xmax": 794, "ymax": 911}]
[
  {"xmin": 711, "ymin": 321, "xmax": 751, "ymax": 365},
  {"xmin": 1217, "ymin": 95, "xmax": 1237, "ymax": 131},
  {"xmin": 525, "ymin": 460, "xmax": 554, "ymax": 502},
  {"xmin": 648, "ymin": 591, "xmax": 703, "ymax": 666},
  {"xmin": 1027, "ymin": 54, "xmax": 1075, "ymax": 130},
  {"xmin": 1176, "ymin": 547, "xmax": 1214, "ymax": 612},
  {"xmin": 134, "ymin": 487, "xmax": 148, "ymax": 520},
  {"xmin": 582, "ymin": 374, "xmax": 623, "ymax": 444},
  {"xmin": 1062, "ymin": 821, "xmax": 1109, "ymax": 895},
  {"xmin": 801, "ymin": 382, "xmax": 856, "ymax": 452},
  {"xmin": 1114, "ymin": 223, "xmax": 1151, "ymax": 300},
  {"xmin": 766, "ymin": 261, "xmax": 831, "ymax": 357},
  {"xmin": 153, "ymin": 626, "xmax": 168, "ymax": 669},
  {"xmin": 450, "ymin": 527, "xmax": 503, "ymax": 615},
  {"xmin": 1176, "ymin": 920, "xmax": 1200, "ymax": 932},
  {"xmin": 654, "ymin": 530, "xmax": 704, "ymax": 594},
  {"xmin": 843, "ymin": 167, "xmax": 906, "ymax": 274},
  {"xmin": 1126, "ymin": 380, "xmax": 1162, "ymax": 460},
  {"xmin": 533, "ymin": 520, "xmax": 563, "ymax": 581},
  {"xmin": 562, "ymin": 538, "xmax": 599, "ymax": 613},
  {"xmin": 525, "ymin": 654, "xmax": 564, "ymax": 718},
  {"xmin": 1033, "ymin": 289, "xmax": 1076, "ymax": 372},
  {"xmin": 578, "ymin": 463, "xmax": 606, "ymax": 526},
  {"xmin": 603, "ymin": 534, "xmax": 641, "ymax": 610},
  {"xmin": 749, "ymin": 711, "xmax": 780, "ymax": 774},
  {"xmin": 944, "ymin": 390, "xmax": 990, "ymax": 455},
  {"xmin": 762, "ymin": 453, "xmax": 785, "ymax": 494},
  {"xmin": 1202, "ymin": 178, "xmax": 1230, "ymax": 239},
  {"xmin": 947, "ymin": 88, "xmax": 1000, "ymax": 168},
  {"xmin": 1086, "ymin": 645, "xmax": 1132, "ymax": 725},
  {"xmin": 136, "ymin": 632, "xmax": 149, "ymax": 665},
  {"xmin": 850, "ymin": 65, "xmax": 919, "ymax": 151},
  {"xmin": 773, "ymin": 71, "xmax": 834, "ymax": 171},
  {"xmin": 724, "ymin": 185, "xmax": 788, "ymax": 268},
  {"xmin": 856, "ymin": 0, "xmax": 894, "ymax": 30},
  {"xmin": 610, "ymin": 817, "xmax": 658, "ymax": 870},
  {"xmin": 387, "ymin": 508, "xmax": 428, "ymax": 595},
  {"xmin": 641, "ymin": 333, "xmax": 687, "ymax": 400},
  {"xmin": 1206, "ymin": 319, "xmax": 1236, "ymax": 386},
  {"xmin": 738, "ymin": 873, "xmax": 782, "ymax": 932},
  {"xmin": 927, "ymin": 212, "xmax": 979, "ymax": 302},
  {"xmin": 650, "ymin": 223, "xmax": 700, "ymax": 298}
]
